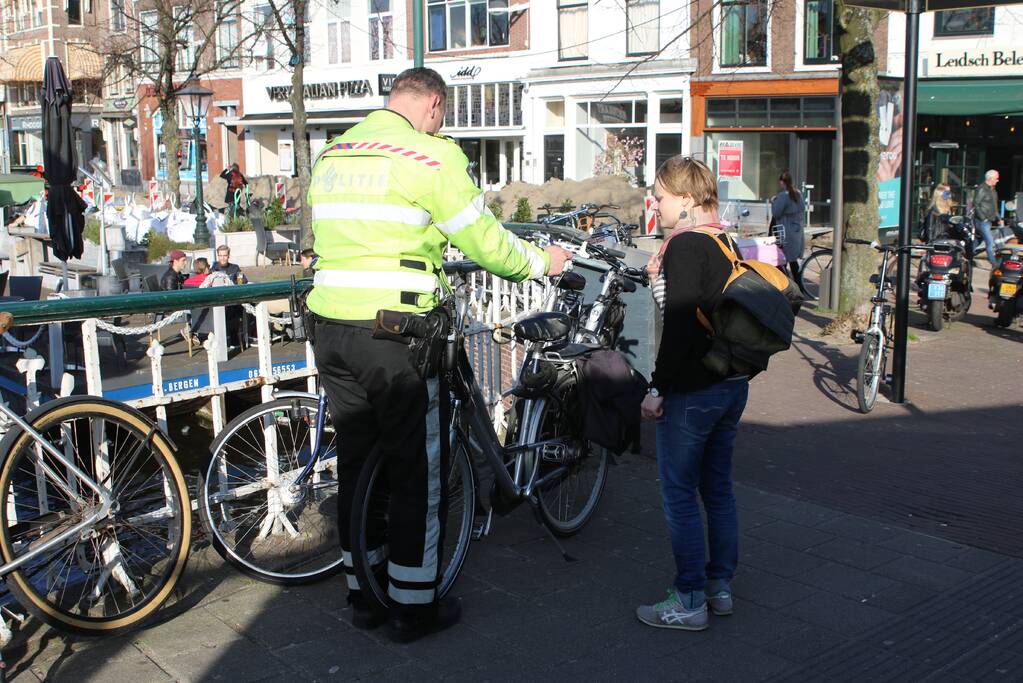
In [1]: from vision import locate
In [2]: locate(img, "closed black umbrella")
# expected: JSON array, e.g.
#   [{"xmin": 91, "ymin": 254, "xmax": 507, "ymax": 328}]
[{"xmin": 42, "ymin": 56, "xmax": 86, "ymax": 263}]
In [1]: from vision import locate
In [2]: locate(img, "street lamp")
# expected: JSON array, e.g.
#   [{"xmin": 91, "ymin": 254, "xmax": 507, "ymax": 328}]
[{"xmin": 178, "ymin": 81, "xmax": 213, "ymax": 244}]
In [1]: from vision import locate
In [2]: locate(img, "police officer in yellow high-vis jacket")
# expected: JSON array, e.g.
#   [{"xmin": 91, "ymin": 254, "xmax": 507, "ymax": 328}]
[{"xmin": 308, "ymin": 68, "xmax": 571, "ymax": 643}]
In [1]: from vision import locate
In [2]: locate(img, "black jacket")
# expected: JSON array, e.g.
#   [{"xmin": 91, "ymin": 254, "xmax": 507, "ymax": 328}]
[
  {"xmin": 974, "ymin": 183, "xmax": 999, "ymax": 222},
  {"xmin": 161, "ymin": 267, "xmax": 185, "ymax": 291}
]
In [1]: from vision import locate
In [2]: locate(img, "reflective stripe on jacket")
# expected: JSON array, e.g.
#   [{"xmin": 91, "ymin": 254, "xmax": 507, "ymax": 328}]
[{"xmin": 307, "ymin": 109, "xmax": 549, "ymax": 320}]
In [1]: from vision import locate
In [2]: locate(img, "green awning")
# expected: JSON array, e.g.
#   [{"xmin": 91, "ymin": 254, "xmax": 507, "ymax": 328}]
[
  {"xmin": 0, "ymin": 174, "xmax": 44, "ymax": 209},
  {"xmin": 917, "ymin": 78, "xmax": 1023, "ymax": 116}
]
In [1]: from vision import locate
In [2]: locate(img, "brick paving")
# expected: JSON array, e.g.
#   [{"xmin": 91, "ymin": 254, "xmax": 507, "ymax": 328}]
[{"xmin": 3, "ymin": 262, "xmax": 1022, "ymax": 681}]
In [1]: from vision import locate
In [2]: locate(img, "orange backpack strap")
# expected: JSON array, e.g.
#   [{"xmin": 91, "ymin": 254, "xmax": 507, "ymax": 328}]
[{"xmin": 693, "ymin": 229, "xmax": 741, "ymax": 333}]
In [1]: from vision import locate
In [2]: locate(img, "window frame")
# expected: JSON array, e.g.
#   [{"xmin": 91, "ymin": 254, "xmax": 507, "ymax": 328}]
[
  {"xmin": 427, "ymin": 0, "xmax": 511, "ymax": 52},
  {"xmin": 252, "ymin": 4, "xmax": 277, "ymax": 70},
  {"xmin": 718, "ymin": 0, "xmax": 769, "ymax": 69},
  {"xmin": 933, "ymin": 8, "xmax": 995, "ymax": 37},
  {"xmin": 369, "ymin": 0, "xmax": 394, "ymax": 60},
  {"xmin": 140, "ymin": 10, "xmax": 159, "ymax": 66},
  {"xmin": 704, "ymin": 96, "xmax": 837, "ymax": 128},
  {"xmin": 67, "ymin": 0, "xmax": 83, "ymax": 25},
  {"xmin": 558, "ymin": 0, "xmax": 588, "ymax": 62},
  {"xmin": 217, "ymin": 11, "xmax": 241, "ymax": 68},
  {"xmin": 802, "ymin": 0, "xmax": 836, "ymax": 65},
  {"xmin": 626, "ymin": 0, "xmax": 659, "ymax": 57}
]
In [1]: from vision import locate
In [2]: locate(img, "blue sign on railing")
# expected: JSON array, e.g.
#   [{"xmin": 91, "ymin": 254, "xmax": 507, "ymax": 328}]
[{"xmin": 103, "ymin": 360, "xmax": 309, "ymax": 402}]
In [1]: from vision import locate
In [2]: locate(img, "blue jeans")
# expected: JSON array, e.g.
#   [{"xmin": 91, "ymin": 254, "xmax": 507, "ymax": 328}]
[
  {"xmin": 976, "ymin": 219, "xmax": 997, "ymax": 265},
  {"xmin": 656, "ymin": 379, "xmax": 749, "ymax": 601}
]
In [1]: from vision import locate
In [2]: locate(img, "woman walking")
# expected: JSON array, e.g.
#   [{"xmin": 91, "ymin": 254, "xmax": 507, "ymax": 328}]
[
  {"xmin": 771, "ymin": 171, "xmax": 806, "ymax": 280},
  {"xmin": 921, "ymin": 184, "xmax": 953, "ymax": 243},
  {"xmin": 637, "ymin": 156, "xmax": 750, "ymax": 632}
]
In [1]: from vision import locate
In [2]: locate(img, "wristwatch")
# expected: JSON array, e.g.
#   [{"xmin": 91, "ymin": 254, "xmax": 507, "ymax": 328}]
[{"xmin": 647, "ymin": 387, "xmax": 660, "ymax": 398}]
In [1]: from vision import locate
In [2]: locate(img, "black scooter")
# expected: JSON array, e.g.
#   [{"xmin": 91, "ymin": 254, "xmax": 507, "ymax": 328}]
[
  {"xmin": 916, "ymin": 238, "xmax": 972, "ymax": 331},
  {"xmin": 990, "ymin": 246, "xmax": 1023, "ymax": 328}
]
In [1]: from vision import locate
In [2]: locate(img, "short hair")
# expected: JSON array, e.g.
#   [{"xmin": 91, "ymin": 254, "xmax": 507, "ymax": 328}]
[
  {"xmin": 216, "ymin": 245, "xmax": 231, "ymax": 255},
  {"xmin": 390, "ymin": 68, "xmax": 447, "ymax": 101},
  {"xmin": 300, "ymin": 248, "xmax": 317, "ymax": 259},
  {"xmin": 194, "ymin": 257, "xmax": 209, "ymax": 273},
  {"xmin": 985, "ymin": 169, "xmax": 999, "ymax": 180},
  {"xmin": 656, "ymin": 156, "xmax": 719, "ymax": 212}
]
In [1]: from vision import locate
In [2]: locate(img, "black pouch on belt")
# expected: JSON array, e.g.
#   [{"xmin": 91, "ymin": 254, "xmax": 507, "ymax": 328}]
[{"xmin": 373, "ymin": 307, "xmax": 450, "ymax": 379}]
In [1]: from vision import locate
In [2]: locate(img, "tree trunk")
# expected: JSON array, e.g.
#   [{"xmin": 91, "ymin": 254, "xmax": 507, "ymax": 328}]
[
  {"xmin": 160, "ymin": 98, "xmax": 181, "ymax": 206},
  {"xmin": 836, "ymin": 2, "xmax": 883, "ymax": 315},
  {"xmin": 290, "ymin": 1, "xmax": 312, "ymax": 247}
]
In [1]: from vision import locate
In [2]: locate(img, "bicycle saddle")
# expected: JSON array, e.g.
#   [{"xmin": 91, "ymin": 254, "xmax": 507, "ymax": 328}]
[{"xmin": 513, "ymin": 312, "xmax": 572, "ymax": 343}]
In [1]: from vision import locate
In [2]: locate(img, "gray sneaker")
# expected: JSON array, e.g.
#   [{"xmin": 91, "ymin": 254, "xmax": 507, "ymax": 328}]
[
  {"xmin": 706, "ymin": 589, "xmax": 733, "ymax": 616},
  {"xmin": 636, "ymin": 589, "xmax": 708, "ymax": 631}
]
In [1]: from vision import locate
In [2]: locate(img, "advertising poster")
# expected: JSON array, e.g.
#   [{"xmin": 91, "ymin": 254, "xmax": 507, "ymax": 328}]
[
  {"xmin": 877, "ymin": 77, "xmax": 905, "ymax": 230},
  {"xmin": 718, "ymin": 140, "xmax": 743, "ymax": 178}
]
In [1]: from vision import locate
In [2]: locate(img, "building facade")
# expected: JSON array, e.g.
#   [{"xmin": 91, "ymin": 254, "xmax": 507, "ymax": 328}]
[
  {"xmin": 887, "ymin": 6, "xmax": 1023, "ymax": 217},
  {"xmin": 689, "ymin": 0, "xmax": 888, "ymax": 228},
  {"xmin": 0, "ymin": 0, "xmax": 107, "ymax": 173}
]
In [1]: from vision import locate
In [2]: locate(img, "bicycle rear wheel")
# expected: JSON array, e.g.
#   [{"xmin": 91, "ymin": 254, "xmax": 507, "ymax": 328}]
[
  {"xmin": 0, "ymin": 397, "xmax": 190, "ymax": 636},
  {"xmin": 798, "ymin": 248, "xmax": 833, "ymax": 301},
  {"xmin": 350, "ymin": 434, "xmax": 476, "ymax": 614},
  {"xmin": 856, "ymin": 333, "xmax": 883, "ymax": 413},
  {"xmin": 197, "ymin": 397, "xmax": 342, "ymax": 585},
  {"xmin": 525, "ymin": 376, "xmax": 609, "ymax": 537}
]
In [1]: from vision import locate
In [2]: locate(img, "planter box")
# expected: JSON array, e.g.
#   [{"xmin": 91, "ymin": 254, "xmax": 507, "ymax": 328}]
[{"xmin": 214, "ymin": 231, "xmax": 258, "ymax": 267}]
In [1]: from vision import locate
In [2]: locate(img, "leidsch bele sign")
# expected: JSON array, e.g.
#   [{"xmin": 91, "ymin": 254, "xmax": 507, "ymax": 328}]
[{"xmin": 926, "ymin": 47, "xmax": 1023, "ymax": 77}]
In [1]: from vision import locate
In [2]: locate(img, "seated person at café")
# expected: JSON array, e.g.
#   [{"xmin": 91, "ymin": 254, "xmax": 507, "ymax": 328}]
[
  {"xmin": 161, "ymin": 250, "xmax": 188, "ymax": 291},
  {"xmin": 299, "ymin": 249, "xmax": 318, "ymax": 278},
  {"xmin": 183, "ymin": 257, "xmax": 210, "ymax": 287},
  {"xmin": 212, "ymin": 245, "xmax": 245, "ymax": 283}
]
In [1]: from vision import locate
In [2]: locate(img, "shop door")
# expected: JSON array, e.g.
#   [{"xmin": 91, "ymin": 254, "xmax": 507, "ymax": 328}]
[{"xmin": 795, "ymin": 132, "xmax": 834, "ymax": 228}]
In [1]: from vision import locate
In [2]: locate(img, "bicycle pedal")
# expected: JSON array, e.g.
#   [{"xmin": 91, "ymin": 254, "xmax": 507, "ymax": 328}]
[
  {"xmin": 472, "ymin": 508, "xmax": 493, "ymax": 540},
  {"xmin": 851, "ymin": 330, "xmax": 865, "ymax": 343}
]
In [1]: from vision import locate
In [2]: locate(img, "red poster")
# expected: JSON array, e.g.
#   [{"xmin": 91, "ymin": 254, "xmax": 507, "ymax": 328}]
[{"xmin": 718, "ymin": 141, "xmax": 743, "ymax": 178}]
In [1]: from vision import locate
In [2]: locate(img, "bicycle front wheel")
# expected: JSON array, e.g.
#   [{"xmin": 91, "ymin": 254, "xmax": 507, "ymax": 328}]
[
  {"xmin": 798, "ymin": 248, "xmax": 832, "ymax": 301},
  {"xmin": 525, "ymin": 377, "xmax": 609, "ymax": 537},
  {"xmin": 0, "ymin": 397, "xmax": 190, "ymax": 636},
  {"xmin": 350, "ymin": 435, "xmax": 476, "ymax": 614},
  {"xmin": 197, "ymin": 397, "xmax": 342, "ymax": 585},
  {"xmin": 856, "ymin": 334, "xmax": 883, "ymax": 413}
]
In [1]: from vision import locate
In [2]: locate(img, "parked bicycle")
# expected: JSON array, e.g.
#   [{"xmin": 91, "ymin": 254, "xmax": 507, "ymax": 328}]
[
  {"xmin": 0, "ymin": 311, "xmax": 190, "ymax": 675},
  {"xmin": 848, "ymin": 239, "xmax": 932, "ymax": 413},
  {"xmin": 196, "ymin": 387, "xmax": 340, "ymax": 585},
  {"xmin": 348, "ymin": 238, "xmax": 647, "ymax": 614}
]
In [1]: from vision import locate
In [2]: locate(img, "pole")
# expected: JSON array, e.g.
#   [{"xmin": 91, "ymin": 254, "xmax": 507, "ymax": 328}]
[
  {"xmin": 413, "ymin": 0, "xmax": 424, "ymax": 67},
  {"xmin": 830, "ymin": 90, "xmax": 843, "ymax": 310},
  {"xmin": 891, "ymin": 0, "xmax": 921, "ymax": 404},
  {"xmin": 192, "ymin": 119, "xmax": 209, "ymax": 244}
]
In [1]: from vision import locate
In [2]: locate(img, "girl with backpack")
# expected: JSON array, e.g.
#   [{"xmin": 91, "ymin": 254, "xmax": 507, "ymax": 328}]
[{"xmin": 637, "ymin": 156, "xmax": 749, "ymax": 632}]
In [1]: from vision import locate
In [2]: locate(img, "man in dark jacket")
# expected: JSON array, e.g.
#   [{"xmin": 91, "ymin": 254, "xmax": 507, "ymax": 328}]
[
  {"xmin": 973, "ymin": 170, "xmax": 1000, "ymax": 266},
  {"xmin": 161, "ymin": 249, "xmax": 188, "ymax": 291}
]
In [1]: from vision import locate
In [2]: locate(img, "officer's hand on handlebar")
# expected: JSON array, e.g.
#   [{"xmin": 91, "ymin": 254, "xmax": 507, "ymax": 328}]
[{"xmin": 545, "ymin": 245, "xmax": 573, "ymax": 276}]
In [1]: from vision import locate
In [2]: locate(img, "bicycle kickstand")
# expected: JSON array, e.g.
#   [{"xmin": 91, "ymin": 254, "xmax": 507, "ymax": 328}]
[{"xmin": 528, "ymin": 497, "xmax": 578, "ymax": 563}]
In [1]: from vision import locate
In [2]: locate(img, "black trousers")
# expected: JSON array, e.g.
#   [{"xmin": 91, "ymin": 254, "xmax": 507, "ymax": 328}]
[{"xmin": 313, "ymin": 319, "xmax": 448, "ymax": 608}]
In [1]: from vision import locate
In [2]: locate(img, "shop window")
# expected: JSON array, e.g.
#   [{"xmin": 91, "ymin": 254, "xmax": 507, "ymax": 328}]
[
  {"xmin": 110, "ymin": 0, "xmax": 125, "ymax": 31},
  {"xmin": 484, "ymin": 85, "xmax": 496, "ymax": 127},
  {"xmin": 576, "ymin": 99, "xmax": 647, "ymax": 184},
  {"xmin": 934, "ymin": 8, "xmax": 994, "ymax": 36},
  {"xmin": 660, "ymin": 98, "xmax": 683, "ymax": 125},
  {"xmin": 545, "ymin": 134, "xmax": 565, "ymax": 181},
  {"xmin": 513, "ymin": 83, "xmax": 523, "ymax": 126},
  {"xmin": 11, "ymin": 132, "xmax": 29, "ymax": 166},
  {"xmin": 655, "ymin": 134, "xmax": 682, "ymax": 173},
  {"xmin": 706, "ymin": 97, "xmax": 836, "ymax": 128},
  {"xmin": 428, "ymin": 0, "xmax": 510, "ymax": 51},
  {"xmin": 720, "ymin": 0, "xmax": 768, "ymax": 68},
  {"xmin": 369, "ymin": 0, "xmax": 394, "ymax": 60},
  {"xmin": 67, "ymin": 0, "xmax": 82, "ymax": 25},
  {"xmin": 558, "ymin": 0, "xmax": 588, "ymax": 61},
  {"xmin": 803, "ymin": 0, "xmax": 836, "ymax": 64},
  {"xmin": 627, "ymin": 0, "xmax": 659, "ymax": 55},
  {"xmin": 470, "ymin": 85, "xmax": 483, "ymax": 127},
  {"xmin": 445, "ymin": 87, "xmax": 456, "ymax": 127}
]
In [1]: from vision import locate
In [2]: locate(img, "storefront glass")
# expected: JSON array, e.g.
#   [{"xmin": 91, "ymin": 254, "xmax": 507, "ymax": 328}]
[{"xmin": 575, "ymin": 99, "xmax": 647, "ymax": 185}]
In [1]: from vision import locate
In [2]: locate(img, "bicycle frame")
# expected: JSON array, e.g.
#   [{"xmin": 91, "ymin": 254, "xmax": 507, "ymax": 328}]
[
  {"xmin": 0, "ymin": 402, "xmax": 116, "ymax": 576},
  {"xmin": 273, "ymin": 387, "xmax": 332, "ymax": 488}
]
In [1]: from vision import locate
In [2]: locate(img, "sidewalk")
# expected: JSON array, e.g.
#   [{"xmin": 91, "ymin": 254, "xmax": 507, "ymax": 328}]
[{"xmin": 6, "ymin": 269, "xmax": 1022, "ymax": 682}]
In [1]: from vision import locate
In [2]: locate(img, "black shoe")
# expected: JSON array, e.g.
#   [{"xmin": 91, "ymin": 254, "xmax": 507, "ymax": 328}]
[
  {"xmin": 388, "ymin": 597, "xmax": 462, "ymax": 643},
  {"xmin": 348, "ymin": 591, "xmax": 387, "ymax": 631}
]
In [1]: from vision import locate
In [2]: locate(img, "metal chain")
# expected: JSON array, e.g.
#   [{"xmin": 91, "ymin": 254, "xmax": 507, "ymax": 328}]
[
  {"xmin": 90, "ymin": 271, "xmax": 236, "ymax": 337},
  {"xmin": 2, "ymin": 327, "xmax": 45, "ymax": 349}
]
